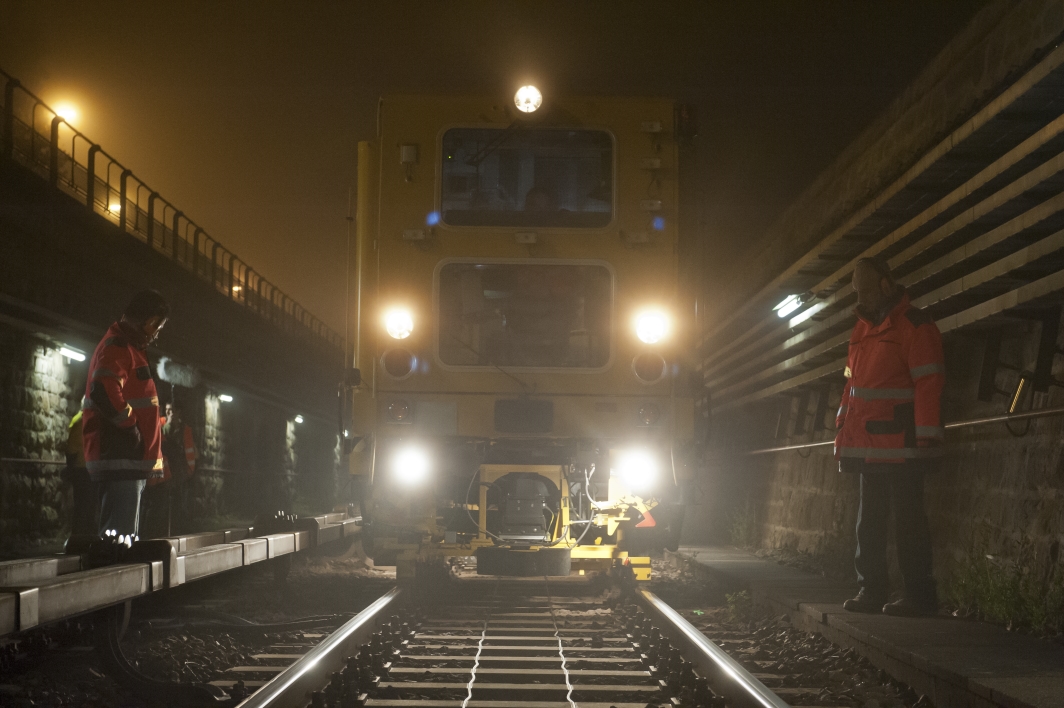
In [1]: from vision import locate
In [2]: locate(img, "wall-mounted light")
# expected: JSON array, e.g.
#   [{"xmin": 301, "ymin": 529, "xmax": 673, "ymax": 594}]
[
  {"xmin": 108, "ymin": 202, "xmax": 121, "ymax": 213},
  {"xmin": 59, "ymin": 346, "xmax": 86, "ymax": 362},
  {"xmin": 294, "ymin": 415, "xmax": 304, "ymax": 424},
  {"xmin": 219, "ymin": 394, "xmax": 233, "ymax": 403},
  {"xmin": 773, "ymin": 294, "xmax": 802, "ymax": 318}
]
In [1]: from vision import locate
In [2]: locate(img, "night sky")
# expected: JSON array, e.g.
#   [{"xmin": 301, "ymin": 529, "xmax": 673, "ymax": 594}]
[{"xmin": 0, "ymin": 1, "xmax": 986, "ymax": 332}]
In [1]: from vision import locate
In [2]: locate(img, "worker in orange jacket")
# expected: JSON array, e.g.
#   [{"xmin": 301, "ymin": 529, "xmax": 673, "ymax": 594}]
[
  {"xmin": 82, "ymin": 290, "xmax": 169, "ymax": 543},
  {"xmin": 153, "ymin": 401, "xmax": 198, "ymax": 533},
  {"xmin": 835, "ymin": 257, "xmax": 943, "ymax": 617}
]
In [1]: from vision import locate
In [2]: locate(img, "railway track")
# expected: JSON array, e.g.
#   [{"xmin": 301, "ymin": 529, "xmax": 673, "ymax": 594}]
[{"xmin": 228, "ymin": 576, "xmax": 791, "ymax": 708}]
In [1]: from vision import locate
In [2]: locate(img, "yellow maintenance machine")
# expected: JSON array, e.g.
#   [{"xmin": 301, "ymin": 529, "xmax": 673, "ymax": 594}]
[{"xmin": 346, "ymin": 86, "xmax": 697, "ymax": 581}]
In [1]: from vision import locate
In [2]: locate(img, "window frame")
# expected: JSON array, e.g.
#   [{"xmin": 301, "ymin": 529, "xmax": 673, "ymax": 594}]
[{"xmin": 434, "ymin": 124, "xmax": 618, "ymax": 232}]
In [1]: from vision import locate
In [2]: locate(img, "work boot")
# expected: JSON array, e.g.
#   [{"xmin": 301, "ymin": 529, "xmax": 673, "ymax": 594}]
[
  {"xmin": 842, "ymin": 588, "xmax": 887, "ymax": 613},
  {"xmin": 882, "ymin": 595, "xmax": 937, "ymax": 617}
]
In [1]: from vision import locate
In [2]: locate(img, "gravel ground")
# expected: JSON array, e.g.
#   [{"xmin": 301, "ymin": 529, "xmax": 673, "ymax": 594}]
[
  {"xmin": 0, "ymin": 551, "xmax": 395, "ymax": 707},
  {"xmin": 648, "ymin": 556, "xmax": 936, "ymax": 708},
  {"xmin": 4, "ymin": 552, "xmax": 937, "ymax": 708}
]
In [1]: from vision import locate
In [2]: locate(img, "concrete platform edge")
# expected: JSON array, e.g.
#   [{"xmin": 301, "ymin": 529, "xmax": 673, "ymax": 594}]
[{"xmin": 675, "ymin": 547, "xmax": 1046, "ymax": 708}]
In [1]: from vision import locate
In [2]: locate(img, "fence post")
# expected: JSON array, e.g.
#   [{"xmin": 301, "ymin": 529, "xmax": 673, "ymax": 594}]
[
  {"xmin": 86, "ymin": 144, "xmax": 100, "ymax": 210},
  {"xmin": 49, "ymin": 116, "xmax": 63, "ymax": 187},
  {"xmin": 193, "ymin": 227, "xmax": 203, "ymax": 276},
  {"xmin": 147, "ymin": 192, "xmax": 160, "ymax": 249},
  {"xmin": 2, "ymin": 76, "xmax": 18, "ymax": 163},
  {"xmin": 211, "ymin": 243, "xmax": 223, "ymax": 291},
  {"xmin": 119, "ymin": 168, "xmax": 132, "ymax": 233}
]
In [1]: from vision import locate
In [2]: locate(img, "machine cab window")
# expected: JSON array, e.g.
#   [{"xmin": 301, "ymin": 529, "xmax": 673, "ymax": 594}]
[
  {"xmin": 440, "ymin": 127, "xmax": 613, "ymax": 228},
  {"xmin": 437, "ymin": 261, "xmax": 612, "ymax": 369}
]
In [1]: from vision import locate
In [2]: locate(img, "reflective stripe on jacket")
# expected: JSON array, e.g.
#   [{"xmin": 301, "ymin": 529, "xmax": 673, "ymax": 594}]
[
  {"xmin": 81, "ymin": 322, "xmax": 164, "ymax": 482},
  {"xmin": 834, "ymin": 289, "xmax": 945, "ymax": 464}
]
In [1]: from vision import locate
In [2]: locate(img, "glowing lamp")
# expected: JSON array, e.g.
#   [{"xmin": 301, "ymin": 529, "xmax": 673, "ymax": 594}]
[
  {"xmin": 613, "ymin": 448, "xmax": 659, "ymax": 492},
  {"xmin": 392, "ymin": 445, "xmax": 430, "ymax": 486},
  {"xmin": 384, "ymin": 308, "xmax": 414, "ymax": 340},
  {"xmin": 514, "ymin": 85, "xmax": 543, "ymax": 113},
  {"xmin": 59, "ymin": 346, "xmax": 86, "ymax": 362},
  {"xmin": 634, "ymin": 309, "xmax": 669, "ymax": 344},
  {"xmin": 54, "ymin": 103, "xmax": 78, "ymax": 123}
]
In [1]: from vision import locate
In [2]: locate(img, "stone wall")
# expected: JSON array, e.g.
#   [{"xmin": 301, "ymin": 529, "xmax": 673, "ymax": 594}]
[
  {"xmin": 0, "ymin": 326, "xmax": 85, "ymax": 547},
  {"xmin": 0, "ymin": 321, "xmax": 342, "ymax": 546}
]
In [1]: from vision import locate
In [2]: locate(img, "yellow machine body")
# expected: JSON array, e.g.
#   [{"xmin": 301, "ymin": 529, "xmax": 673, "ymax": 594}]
[{"xmin": 348, "ymin": 93, "xmax": 693, "ymax": 581}]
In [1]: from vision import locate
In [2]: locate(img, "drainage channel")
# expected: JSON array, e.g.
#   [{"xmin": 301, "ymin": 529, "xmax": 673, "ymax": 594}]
[{"xmin": 234, "ymin": 579, "xmax": 791, "ymax": 708}]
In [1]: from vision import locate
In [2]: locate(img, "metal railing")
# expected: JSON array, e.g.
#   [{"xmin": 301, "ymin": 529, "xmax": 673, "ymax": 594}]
[
  {"xmin": 744, "ymin": 404, "xmax": 1064, "ymax": 456},
  {"xmin": 0, "ymin": 69, "xmax": 342, "ymax": 354}
]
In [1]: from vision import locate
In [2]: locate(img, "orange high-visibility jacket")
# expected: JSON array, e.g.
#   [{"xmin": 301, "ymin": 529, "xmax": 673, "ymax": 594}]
[
  {"xmin": 834, "ymin": 289, "xmax": 945, "ymax": 464},
  {"xmin": 81, "ymin": 322, "xmax": 164, "ymax": 482},
  {"xmin": 152, "ymin": 424, "xmax": 198, "ymax": 487}
]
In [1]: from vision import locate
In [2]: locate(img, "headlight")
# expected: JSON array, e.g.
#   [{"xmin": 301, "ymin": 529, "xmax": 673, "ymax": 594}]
[
  {"xmin": 384, "ymin": 308, "xmax": 413, "ymax": 339},
  {"xmin": 634, "ymin": 309, "xmax": 669, "ymax": 344},
  {"xmin": 613, "ymin": 448, "xmax": 659, "ymax": 492},
  {"xmin": 391, "ymin": 445, "xmax": 430, "ymax": 486}
]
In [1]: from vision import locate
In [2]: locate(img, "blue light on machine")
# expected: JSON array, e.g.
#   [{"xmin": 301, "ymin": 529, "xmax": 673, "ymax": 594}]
[
  {"xmin": 426, "ymin": 211, "xmax": 441, "ymax": 226},
  {"xmin": 652, "ymin": 216, "xmax": 666, "ymax": 231}
]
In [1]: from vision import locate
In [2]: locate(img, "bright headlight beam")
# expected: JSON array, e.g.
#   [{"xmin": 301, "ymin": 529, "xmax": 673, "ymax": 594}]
[
  {"xmin": 614, "ymin": 448, "xmax": 658, "ymax": 492},
  {"xmin": 384, "ymin": 308, "xmax": 413, "ymax": 339},
  {"xmin": 392, "ymin": 445, "xmax": 430, "ymax": 486},
  {"xmin": 634, "ymin": 309, "xmax": 669, "ymax": 344}
]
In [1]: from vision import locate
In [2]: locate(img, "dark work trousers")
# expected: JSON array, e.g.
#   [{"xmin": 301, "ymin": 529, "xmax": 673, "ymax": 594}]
[
  {"xmin": 98, "ymin": 479, "xmax": 146, "ymax": 539},
  {"xmin": 65, "ymin": 466, "xmax": 100, "ymax": 536},
  {"xmin": 854, "ymin": 461, "xmax": 936, "ymax": 602}
]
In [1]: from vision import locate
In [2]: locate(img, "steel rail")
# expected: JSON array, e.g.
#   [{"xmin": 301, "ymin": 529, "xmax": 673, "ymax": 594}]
[
  {"xmin": 236, "ymin": 587, "xmax": 401, "ymax": 708},
  {"xmin": 744, "ymin": 404, "xmax": 1064, "ymax": 456},
  {"xmin": 638, "ymin": 588, "xmax": 790, "ymax": 708}
]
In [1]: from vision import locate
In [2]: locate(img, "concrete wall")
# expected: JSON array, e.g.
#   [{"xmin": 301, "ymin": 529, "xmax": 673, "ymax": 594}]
[
  {"xmin": 694, "ymin": 313, "xmax": 1064, "ymax": 593},
  {"xmin": 708, "ymin": 0, "xmax": 1064, "ymax": 315}
]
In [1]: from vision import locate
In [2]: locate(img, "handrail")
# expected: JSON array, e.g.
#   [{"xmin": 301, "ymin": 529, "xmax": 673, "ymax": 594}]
[
  {"xmin": 0, "ymin": 68, "xmax": 341, "ymax": 355},
  {"xmin": 745, "ymin": 404, "xmax": 1064, "ymax": 456}
]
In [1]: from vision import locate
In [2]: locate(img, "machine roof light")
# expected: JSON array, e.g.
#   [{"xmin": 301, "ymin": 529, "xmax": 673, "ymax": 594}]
[
  {"xmin": 219, "ymin": 394, "xmax": 233, "ymax": 403},
  {"xmin": 294, "ymin": 415, "xmax": 304, "ymax": 424},
  {"xmin": 514, "ymin": 85, "xmax": 543, "ymax": 113}
]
